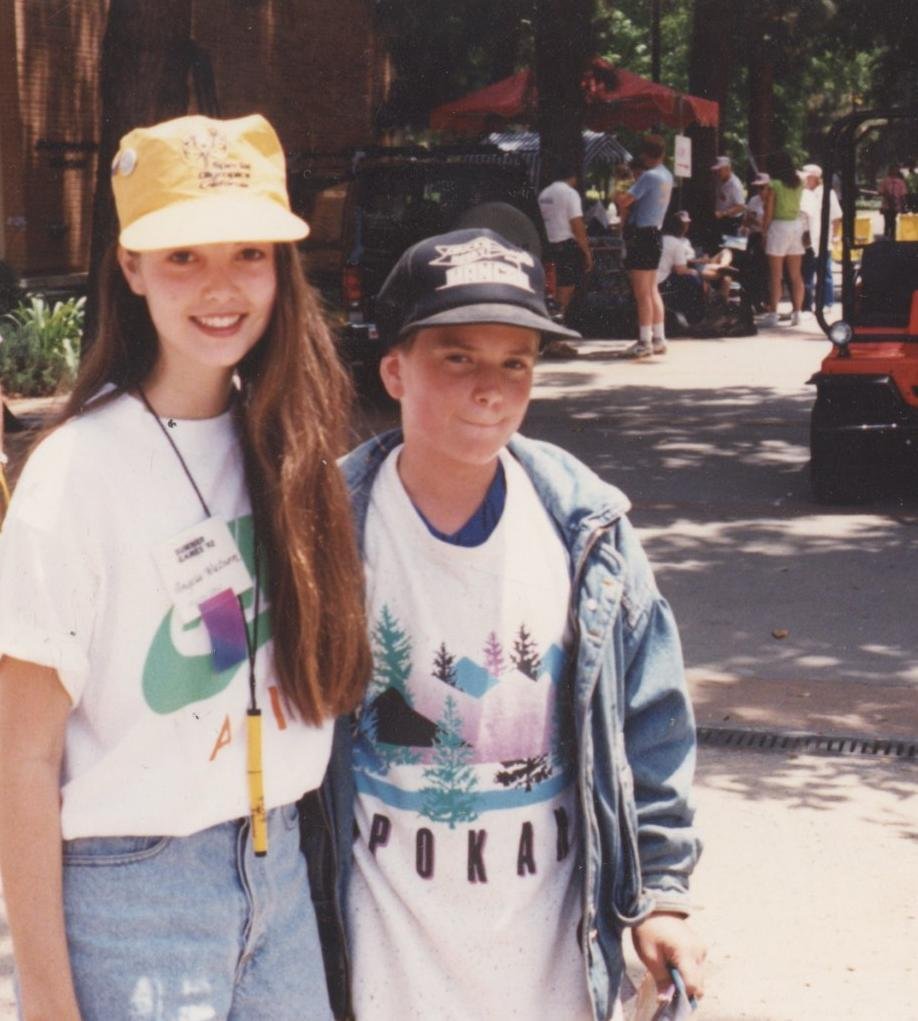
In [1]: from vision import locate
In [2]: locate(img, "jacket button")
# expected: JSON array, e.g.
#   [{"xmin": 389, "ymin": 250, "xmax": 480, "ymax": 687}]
[
  {"xmin": 589, "ymin": 928, "xmax": 599, "ymax": 942},
  {"xmin": 586, "ymin": 598, "xmax": 598, "ymax": 611}
]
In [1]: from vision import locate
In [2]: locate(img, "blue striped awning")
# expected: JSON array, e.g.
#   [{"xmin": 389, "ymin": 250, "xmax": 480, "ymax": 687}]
[{"xmin": 486, "ymin": 130, "xmax": 631, "ymax": 185}]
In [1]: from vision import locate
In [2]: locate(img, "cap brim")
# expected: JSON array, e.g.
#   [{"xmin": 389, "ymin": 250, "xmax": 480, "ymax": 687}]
[
  {"xmin": 402, "ymin": 302, "xmax": 581, "ymax": 340},
  {"xmin": 120, "ymin": 194, "xmax": 309, "ymax": 251}
]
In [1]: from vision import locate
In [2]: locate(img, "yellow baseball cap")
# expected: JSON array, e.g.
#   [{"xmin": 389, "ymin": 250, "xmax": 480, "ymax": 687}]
[{"xmin": 111, "ymin": 113, "xmax": 309, "ymax": 251}]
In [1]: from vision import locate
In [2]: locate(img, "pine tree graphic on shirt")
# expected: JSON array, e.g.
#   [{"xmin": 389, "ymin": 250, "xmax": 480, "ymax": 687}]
[
  {"xmin": 420, "ymin": 696, "xmax": 479, "ymax": 828},
  {"xmin": 370, "ymin": 605, "xmax": 414, "ymax": 703},
  {"xmin": 432, "ymin": 642, "xmax": 458, "ymax": 687},
  {"xmin": 483, "ymin": 631, "xmax": 506, "ymax": 677},
  {"xmin": 511, "ymin": 623, "xmax": 541, "ymax": 680},
  {"xmin": 359, "ymin": 605, "xmax": 421, "ymax": 770}
]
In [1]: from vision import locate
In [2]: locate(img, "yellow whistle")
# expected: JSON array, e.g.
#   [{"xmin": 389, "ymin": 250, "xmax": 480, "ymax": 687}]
[
  {"xmin": 247, "ymin": 709, "xmax": 268, "ymax": 856},
  {"xmin": 0, "ymin": 466, "xmax": 11, "ymax": 526}
]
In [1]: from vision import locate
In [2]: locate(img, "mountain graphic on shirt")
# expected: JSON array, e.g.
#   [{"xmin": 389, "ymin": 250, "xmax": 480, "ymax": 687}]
[
  {"xmin": 452, "ymin": 656, "xmax": 500, "ymax": 698},
  {"xmin": 358, "ymin": 609, "xmax": 566, "ymax": 766},
  {"xmin": 372, "ymin": 687, "xmax": 440, "ymax": 747},
  {"xmin": 141, "ymin": 514, "xmax": 270, "ymax": 714}
]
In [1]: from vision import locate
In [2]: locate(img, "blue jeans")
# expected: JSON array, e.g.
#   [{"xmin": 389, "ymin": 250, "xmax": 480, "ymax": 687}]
[
  {"xmin": 802, "ymin": 248, "xmax": 835, "ymax": 310},
  {"xmin": 58, "ymin": 803, "xmax": 333, "ymax": 1021}
]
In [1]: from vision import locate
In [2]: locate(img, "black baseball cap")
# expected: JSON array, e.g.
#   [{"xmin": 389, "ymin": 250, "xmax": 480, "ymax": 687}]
[{"xmin": 374, "ymin": 228, "xmax": 580, "ymax": 350}]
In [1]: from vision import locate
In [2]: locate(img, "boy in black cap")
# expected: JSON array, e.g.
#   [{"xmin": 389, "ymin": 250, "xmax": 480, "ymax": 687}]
[{"xmin": 328, "ymin": 229, "xmax": 705, "ymax": 1020}]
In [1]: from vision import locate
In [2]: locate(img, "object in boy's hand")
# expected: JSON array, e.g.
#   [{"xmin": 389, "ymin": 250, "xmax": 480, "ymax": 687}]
[{"xmin": 621, "ymin": 968, "xmax": 697, "ymax": 1021}]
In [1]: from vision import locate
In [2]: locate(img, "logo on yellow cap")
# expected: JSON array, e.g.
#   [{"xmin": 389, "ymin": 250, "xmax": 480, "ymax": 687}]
[{"xmin": 181, "ymin": 126, "xmax": 251, "ymax": 191}]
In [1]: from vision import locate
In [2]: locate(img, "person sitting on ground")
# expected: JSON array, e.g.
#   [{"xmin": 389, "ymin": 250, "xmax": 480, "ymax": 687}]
[
  {"xmin": 761, "ymin": 150, "xmax": 805, "ymax": 327},
  {"xmin": 657, "ymin": 211, "xmax": 706, "ymax": 326}
]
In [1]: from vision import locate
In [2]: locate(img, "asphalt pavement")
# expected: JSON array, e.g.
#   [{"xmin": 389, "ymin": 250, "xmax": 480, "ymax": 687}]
[
  {"xmin": 2, "ymin": 314, "xmax": 917, "ymax": 1019},
  {"xmin": 528, "ymin": 320, "xmax": 918, "ymax": 1020}
]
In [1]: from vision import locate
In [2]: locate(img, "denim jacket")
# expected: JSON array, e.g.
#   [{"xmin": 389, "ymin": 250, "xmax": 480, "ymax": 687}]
[{"xmin": 304, "ymin": 429, "xmax": 701, "ymax": 1021}]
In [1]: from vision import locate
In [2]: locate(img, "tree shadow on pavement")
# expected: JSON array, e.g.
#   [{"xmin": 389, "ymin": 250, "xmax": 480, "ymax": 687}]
[
  {"xmin": 523, "ymin": 382, "xmax": 918, "ymax": 696},
  {"xmin": 697, "ymin": 747, "xmax": 918, "ymax": 842}
]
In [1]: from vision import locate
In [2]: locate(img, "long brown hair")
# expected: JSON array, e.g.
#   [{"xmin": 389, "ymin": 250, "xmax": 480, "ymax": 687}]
[{"xmin": 61, "ymin": 243, "xmax": 371, "ymax": 723}]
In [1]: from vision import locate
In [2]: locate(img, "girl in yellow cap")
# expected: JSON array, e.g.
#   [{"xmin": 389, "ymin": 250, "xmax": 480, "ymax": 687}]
[{"xmin": 0, "ymin": 114, "xmax": 369, "ymax": 1020}]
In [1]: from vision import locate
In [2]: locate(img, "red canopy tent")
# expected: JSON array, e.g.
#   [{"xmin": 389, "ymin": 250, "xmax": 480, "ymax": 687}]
[{"xmin": 430, "ymin": 58, "xmax": 719, "ymax": 136}]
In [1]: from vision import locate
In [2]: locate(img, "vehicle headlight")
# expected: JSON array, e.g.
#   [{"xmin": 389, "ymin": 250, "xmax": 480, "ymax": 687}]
[{"xmin": 828, "ymin": 321, "xmax": 853, "ymax": 348}]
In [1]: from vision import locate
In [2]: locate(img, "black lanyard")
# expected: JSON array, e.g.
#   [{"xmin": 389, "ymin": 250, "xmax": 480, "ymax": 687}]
[{"xmin": 138, "ymin": 386, "xmax": 261, "ymax": 713}]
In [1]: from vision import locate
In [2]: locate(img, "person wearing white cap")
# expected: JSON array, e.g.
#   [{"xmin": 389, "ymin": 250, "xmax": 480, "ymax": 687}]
[
  {"xmin": 711, "ymin": 156, "xmax": 746, "ymax": 236},
  {"xmin": 799, "ymin": 163, "xmax": 842, "ymax": 312},
  {"xmin": 0, "ymin": 114, "xmax": 370, "ymax": 1020}
]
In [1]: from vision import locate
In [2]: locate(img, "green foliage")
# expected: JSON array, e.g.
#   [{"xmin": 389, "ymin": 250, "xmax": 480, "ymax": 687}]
[
  {"xmin": 377, "ymin": 0, "xmax": 533, "ymax": 129},
  {"xmin": 0, "ymin": 294, "xmax": 85, "ymax": 397},
  {"xmin": 593, "ymin": 0, "xmax": 691, "ymax": 91}
]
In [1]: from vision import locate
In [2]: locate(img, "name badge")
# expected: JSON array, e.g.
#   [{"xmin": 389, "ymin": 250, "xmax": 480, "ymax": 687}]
[{"xmin": 154, "ymin": 517, "xmax": 253, "ymax": 625}]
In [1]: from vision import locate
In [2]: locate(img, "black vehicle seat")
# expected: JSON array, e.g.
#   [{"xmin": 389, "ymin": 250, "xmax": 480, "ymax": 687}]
[{"xmin": 856, "ymin": 240, "xmax": 918, "ymax": 327}]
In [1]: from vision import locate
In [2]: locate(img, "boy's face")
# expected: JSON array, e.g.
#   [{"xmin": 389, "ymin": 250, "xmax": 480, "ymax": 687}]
[{"xmin": 380, "ymin": 323, "xmax": 540, "ymax": 471}]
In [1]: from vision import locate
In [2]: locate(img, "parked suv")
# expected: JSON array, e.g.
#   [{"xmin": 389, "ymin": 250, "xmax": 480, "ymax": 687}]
[{"xmin": 293, "ymin": 146, "xmax": 555, "ymax": 390}]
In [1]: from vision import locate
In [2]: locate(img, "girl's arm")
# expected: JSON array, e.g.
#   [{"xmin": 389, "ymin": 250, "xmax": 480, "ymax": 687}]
[
  {"xmin": 0, "ymin": 656, "xmax": 81, "ymax": 1020},
  {"xmin": 762, "ymin": 186, "xmax": 775, "ymax": 234}
]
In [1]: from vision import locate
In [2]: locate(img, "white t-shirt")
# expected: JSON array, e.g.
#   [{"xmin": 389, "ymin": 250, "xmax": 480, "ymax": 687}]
[
  {"xmin": 716, "ymin": 172, "xmax": 746, "ymax": 214},
  {"xmin": 746, "ymin": 193, "xmax": 765, "ymax": 234},
  {"xmin": 538, "ymin": 180, "xmax": 583, "ymax": 243},
  {"xmin": 0, "ymin": 391, "xmax": 333, "ymax": 839},
  {"xmin": 657, "ymin": 234, "xmax": 693, "ymax": 283},
  {"xmin": 348, "ymin": 447, "xmax": 591, "ymax": 1021},
  {"xmin": 799, "ymin": 184, "xmax": 842, "ymax": 253}
]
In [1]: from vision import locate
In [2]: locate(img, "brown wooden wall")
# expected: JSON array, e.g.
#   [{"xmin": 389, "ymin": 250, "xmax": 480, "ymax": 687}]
[
  {"xmin": 0, "ymin": 1, "xmax": 108, "ymax": 277},
  {"xmin": 0, "ymin": 0, "xmax": 387, "ymax": 278}
]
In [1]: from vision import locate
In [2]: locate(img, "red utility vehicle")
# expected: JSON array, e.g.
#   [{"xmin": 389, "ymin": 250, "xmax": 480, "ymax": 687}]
[{"xmin": 809, "ymin": 109, "xmax": 918, "ymax": 503}]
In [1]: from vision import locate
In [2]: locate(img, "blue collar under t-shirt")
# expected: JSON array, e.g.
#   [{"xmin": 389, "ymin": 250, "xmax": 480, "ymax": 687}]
[{"xmin": 413, "ymin": 461, "xmax": 507, "ymax": 547}]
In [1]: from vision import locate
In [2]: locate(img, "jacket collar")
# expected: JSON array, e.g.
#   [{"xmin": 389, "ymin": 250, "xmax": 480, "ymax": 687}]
[{"xmin": 341, "ymin": 429, "xmax": 630, "ymax": 567}]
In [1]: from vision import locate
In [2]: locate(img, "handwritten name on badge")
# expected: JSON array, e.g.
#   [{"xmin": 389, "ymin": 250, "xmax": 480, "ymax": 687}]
[{"xmin": 154, "ymin": 517, "xmax": 253, "ymax": 625}]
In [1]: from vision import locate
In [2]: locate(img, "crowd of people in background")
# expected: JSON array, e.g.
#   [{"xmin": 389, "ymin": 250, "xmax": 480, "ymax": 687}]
[{"xmin": 540, "ymin": 141, "xmax": 916, "ymax": 358}]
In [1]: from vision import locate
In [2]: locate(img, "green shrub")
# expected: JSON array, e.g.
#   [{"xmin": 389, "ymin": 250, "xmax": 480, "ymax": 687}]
[{"xmin": 0, "ymin": 294, "xmax": 85, "ymax": 397}]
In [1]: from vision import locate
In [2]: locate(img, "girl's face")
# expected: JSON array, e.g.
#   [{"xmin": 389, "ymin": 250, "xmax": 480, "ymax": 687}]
[{"xmin": 118, "ymin": 242, "xmax": 277, "ymax": 379}]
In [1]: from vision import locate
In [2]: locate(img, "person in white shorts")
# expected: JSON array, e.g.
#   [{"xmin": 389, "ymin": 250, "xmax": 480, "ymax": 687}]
[{"xmin": 761, "ymin": 150, "xmax": 805, "ymax": 327}]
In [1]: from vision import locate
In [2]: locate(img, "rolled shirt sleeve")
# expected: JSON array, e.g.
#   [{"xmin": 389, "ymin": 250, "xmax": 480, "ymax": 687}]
[{"xmin": 0, "ymin": 430, "xmax": 99, "ymax": 704}]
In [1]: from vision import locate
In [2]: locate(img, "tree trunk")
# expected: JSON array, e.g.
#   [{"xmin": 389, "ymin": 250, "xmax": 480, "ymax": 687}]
[
  {"xmin": 533, "ymin": 0, "xmax": 594, "ymax": 189},
  {"xmin": 491, "ymin": 0, "xmax": 529, "ymax": 82},
  {"xmin": 685, "ymin": 0, "xmax": 735, "ymax": 242},
  {"xmin": 747, "ymin": 30, "xmax": 775, "ymax": 169},
  {"xmin": 84, "ymin": 0, "xmax": 193, "ymax": 350}
]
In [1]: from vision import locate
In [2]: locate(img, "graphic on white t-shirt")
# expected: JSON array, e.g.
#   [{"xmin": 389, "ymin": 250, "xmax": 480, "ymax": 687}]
[
  {"xmin": 142, "ymin": 513, "xmax": 272, "ymax": 715},
  {"xmin": 354, "ymin": 606, "xmax": 573, "ymax": 823}
]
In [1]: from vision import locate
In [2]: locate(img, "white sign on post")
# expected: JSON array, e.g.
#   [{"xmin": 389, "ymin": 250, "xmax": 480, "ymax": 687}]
[{"xmin": 674, "ymin": 134, "xmax": 692, "ymax": 178}]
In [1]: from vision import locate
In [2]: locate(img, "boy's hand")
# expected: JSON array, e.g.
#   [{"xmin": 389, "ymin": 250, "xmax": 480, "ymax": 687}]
[{"xmin": 631, "ymin": 911, "xmax": 706, "ymax": 1002}]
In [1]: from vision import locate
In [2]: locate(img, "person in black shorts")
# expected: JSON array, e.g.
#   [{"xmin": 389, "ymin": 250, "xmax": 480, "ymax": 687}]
[
  {"xmin": 548, "ymin": 237, "xmax": 587, "ymax": 292},
  {"xmin": 615, "ymin": 136, "xmax": 674, "ymax": 357}
]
